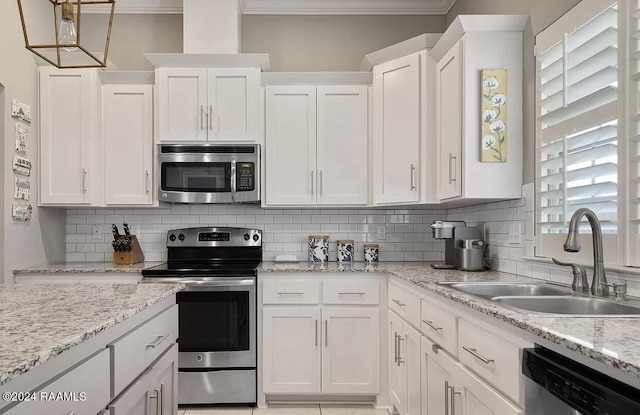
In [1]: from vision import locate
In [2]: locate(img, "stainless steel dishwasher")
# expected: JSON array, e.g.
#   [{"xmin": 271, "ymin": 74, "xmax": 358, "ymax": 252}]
[{"xmin": 522, "ymin": 346, "xmax": 640, "ymax": 414}]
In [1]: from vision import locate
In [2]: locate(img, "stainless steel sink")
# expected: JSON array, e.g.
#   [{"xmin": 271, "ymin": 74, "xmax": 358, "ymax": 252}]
[
  {"xmin": 437, "ymin": 281, "xmax": 640, "ymax": 316},
  {"xmin": 438, "ymin": 282, "xmax": 571, "ymax": 298},
  {"xmin": 493, "ymin": 296, "xmax": 640, "ymax": 316}
]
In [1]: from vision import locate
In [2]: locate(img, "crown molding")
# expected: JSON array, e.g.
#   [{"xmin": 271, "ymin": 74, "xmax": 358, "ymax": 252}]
[{"xmin": 86, "ymin": 0, "xmax": 456, "ymax": 15}]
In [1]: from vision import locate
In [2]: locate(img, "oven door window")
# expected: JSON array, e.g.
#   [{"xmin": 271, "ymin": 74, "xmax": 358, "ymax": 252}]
[
  {"xmin": 177, "ymin": 291, "xmax": 250, "ymax": 352},
  {"xmin": 162, "ymin": 162, "xmax": 231, "ymax": 192}
]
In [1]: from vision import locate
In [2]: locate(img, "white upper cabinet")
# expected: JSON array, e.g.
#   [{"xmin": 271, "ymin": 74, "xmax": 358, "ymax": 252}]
[
  {"xmin": 430, "ymin": 15, "xmax": 528, "ymax": 202},
  {"xmin": 265, "ymin": 83, "xmax": 369, "ymax": 207},
  {"xmin": 265, "ymin": 85, "xmax": 317, "ymax": 206},
  {"xmin": 39, "ymin": 67, "xmax": 156, "ymax": 207},
  {"xmin": 436, "ymin": 40, "xmax": 463, "ymax": 201},
  {"xmin": 40, "ymin": 68, "xmax": 97, "ymax": 205},
  {"xmin": 103, "ymin": 85, "xmax": 154, "ymax": 205},
  {"xmin": 157, "ymin": 67, "xmax": 260, "ymax": 142},
  {"xmin": 207, "ymin": 68, "xmax": 261, "ymax": 141},
  {"xmin": 316, "ymin": 86, "xmax": 368, "ymax": 205},
  {"xmin": 372, "ymin": 54, "xmax": 421, "ymax": 205},
  {"xmin": 157, "ymin": 68, "xmax": 207, "ymax": 142}
]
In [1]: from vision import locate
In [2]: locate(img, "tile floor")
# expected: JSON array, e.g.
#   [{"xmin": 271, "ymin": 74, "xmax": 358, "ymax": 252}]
[{"xmin": 179, "ymin": 405, "xmax": 390, "ymax": 415}]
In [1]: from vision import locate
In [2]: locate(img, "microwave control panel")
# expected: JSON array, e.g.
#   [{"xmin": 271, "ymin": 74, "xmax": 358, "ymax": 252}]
[{"xmin": 237, "ymin": 163, "xmax": 255, "ymax": 191}]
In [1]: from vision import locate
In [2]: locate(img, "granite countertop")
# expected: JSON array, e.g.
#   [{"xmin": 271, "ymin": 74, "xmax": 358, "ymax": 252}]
[
  {"xmin": 10, "ymin": 260, "xmax": 640, "ymax": 382},
  {"xmin": 13, "ymin": 262, "xmax": 162, "ymax": 274},
  {"xmin": 0, "ymin": 282, "xmax": 183, "ymax": 386}
]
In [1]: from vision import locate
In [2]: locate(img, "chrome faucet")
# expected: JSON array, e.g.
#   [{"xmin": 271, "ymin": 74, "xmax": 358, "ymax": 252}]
[{"xmin": 563, "ymin": 208, "xmax": 608, "ymax": 297}]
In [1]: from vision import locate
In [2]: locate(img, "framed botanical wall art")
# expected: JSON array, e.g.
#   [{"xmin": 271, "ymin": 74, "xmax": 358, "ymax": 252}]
[{"xmin": 481, "ymin": 69, "xmax": 507, "ymax": 162}]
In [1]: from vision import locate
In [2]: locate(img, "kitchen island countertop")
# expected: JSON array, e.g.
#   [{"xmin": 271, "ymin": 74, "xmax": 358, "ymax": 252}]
[{"xmin": 0, "ymin": 282, "xmax": 183, "ymax": 386}]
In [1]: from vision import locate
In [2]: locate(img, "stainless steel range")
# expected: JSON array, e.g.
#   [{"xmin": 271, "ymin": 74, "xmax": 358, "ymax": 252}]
[{"xmin": 142, "ymin": 227, "xmax": 262, "ymax": 406}]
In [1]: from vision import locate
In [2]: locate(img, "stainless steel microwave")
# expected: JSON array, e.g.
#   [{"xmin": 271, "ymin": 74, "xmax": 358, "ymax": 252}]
[{"xmin": 158, "ymin": 144, "xmax": 260, "ymax": 204}]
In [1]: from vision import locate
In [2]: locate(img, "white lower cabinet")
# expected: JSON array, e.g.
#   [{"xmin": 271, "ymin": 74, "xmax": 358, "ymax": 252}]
[
  {"xmin": 421, "ymin": 336, "xmax": 523, "ymax": 415},
  {"xmin": 261, "ymin": 274, "xmax": 382, "ymax": 400},
  {"xmin": 262, "ymin": 306, "xmax": 322, "ymax": 393},
  {"xmin": 389, "ymin": 310, "xmax": 422, "ymax": 415},
  {"xmin": 262, "ymin": 306, "xmax": 380, "ymax": 395},
  {"xmin": 322, "ymin": 307, "xmax": 380, "ymax": 394}
]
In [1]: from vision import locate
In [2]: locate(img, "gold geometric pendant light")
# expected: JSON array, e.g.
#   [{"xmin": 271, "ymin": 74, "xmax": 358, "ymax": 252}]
[{"xmin": 16, "ymin": 0, "xmax": 115, "ymax": 68}]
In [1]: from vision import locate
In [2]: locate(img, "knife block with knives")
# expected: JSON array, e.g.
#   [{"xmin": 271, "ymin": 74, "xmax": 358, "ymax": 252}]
[{"xmin": 111, "ymin": 223, "xmax": 145, "ymax": 265}]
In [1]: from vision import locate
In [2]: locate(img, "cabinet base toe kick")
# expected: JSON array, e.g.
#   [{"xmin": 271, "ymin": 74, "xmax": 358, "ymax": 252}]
[{"xmin": 179, "ymin": 369, "xmax": 257, "ymax": 405}]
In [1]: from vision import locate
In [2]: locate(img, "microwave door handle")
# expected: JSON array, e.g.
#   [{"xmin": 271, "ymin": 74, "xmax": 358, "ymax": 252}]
[{"xmin": 231, "ymin": 158, "xmax": 237, "ymax": 203}]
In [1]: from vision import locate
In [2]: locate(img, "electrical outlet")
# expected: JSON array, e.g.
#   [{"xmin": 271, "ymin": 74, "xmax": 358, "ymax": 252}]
[
  {"xmin": 92, "ymin": 225, "xmax": 102, "ymax": 240},
  {"xmin": 509, "ymin": 223, "xmax": 522, "ymax": 244},
  {"xmin": 376, "ymin": 225, "xmax": 386, "ymax": 240}
]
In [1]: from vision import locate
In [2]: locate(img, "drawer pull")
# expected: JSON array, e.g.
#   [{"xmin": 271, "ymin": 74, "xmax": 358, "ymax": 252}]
[
  {"xmin": 423, "ymin": 320, "xmax": 443, "ymax": 332},
  {"xmin": 146, "ymin": 334, "xmax": 169, "ymax": 349},
  {"xmin": 338, "ymin": 292, "xmax": 365, "ymax": 295},
  {"xmin": 463, "ymin": 346, "xmax": 494, "ymax": 364},
  {"xmin": 277, "ymin": 292, "xmax": 305, "ymax": 295},
  {"xmin": 392, "ymin": 299, "xmax": 406, "ymax": 307},
  {"xmin": 432, "ymin": 343, "xmax": 442, "ymax": 354},
  {"xmin": 315, "ymin": 319, "xmax": 318, "ymax": 346}
]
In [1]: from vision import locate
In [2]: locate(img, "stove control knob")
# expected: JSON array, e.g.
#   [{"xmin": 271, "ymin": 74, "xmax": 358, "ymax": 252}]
[
  {"xmin": 178, "ymin": 233, "xmax": 185, "ymax": 241},
  {"xmin": 253, "ymin": 234, "xmax": 260, "ymax": 242},
  {"xmin": 244, "ymin": 233, "xmax": 250, "ymax": 241},
  {"xmin": 196, "ymin": 355, "xmax": 203, "ymax": 362},
  {"xmin": 169, "ymin": 234, "xmax": 177, "ymax": 242}
]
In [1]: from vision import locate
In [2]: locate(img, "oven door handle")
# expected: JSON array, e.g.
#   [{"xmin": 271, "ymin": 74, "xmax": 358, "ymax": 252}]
[{"xmin": 151, "ymin": 278, "xmax": 256, "ymax": 288}]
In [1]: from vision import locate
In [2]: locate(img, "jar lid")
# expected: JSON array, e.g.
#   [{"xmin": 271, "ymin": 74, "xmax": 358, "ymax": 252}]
[
  {"xmin": 308, "ymin": 235, "xmax": 329, "ymax": 239},
  {"xmin": 363, "ymin": 244, "xmax": 379, "ymax": 248},
  {"xmin": 336, "ymin": 240, "xmax": 354, "ymax": 244}
]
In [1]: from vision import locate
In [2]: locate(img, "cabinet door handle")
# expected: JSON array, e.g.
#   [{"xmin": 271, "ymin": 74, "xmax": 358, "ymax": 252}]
[
  {"xmin": 451, "ymin": 385, "xmax": 461, "ymax": 415},
  {"xmin": 159, "ymin": 383, "xmax": 165, "ymax": 415},
  {"xmin": 410, "ymin": 164, "xmax": 416, "ymax": 190},
  {"xmin": 397, "ymin": 335, "xmax": 405, "ymax": 366},
  {"xmin": 277, "ymin": 292, "xmax": 304, "ymax": 295},
  {"xmin": 82, "ymin": 169, "xmax": 87, "ymax": 194},
  {"xmin": 200, "ymin": 105, "xmax": 205, "ymax": 131},
  {"xmin": 444, "ymin": 380, "xmax": 449, "ymax": 415},
  {"xmin": 393, "ymin": 333, "xmax": 399, "ymax": 364},
  {"xmin": 146, "ymin": 334, "xmax": 169, "ymax": 349},
  {"xmin": 149, "ymin": 389, "xmax": 160, "ymax": 415},
  {"xmin": 338, "ymin": 292, "xmax": 365, "ymax": 295},
  {"xmin": 462, "ymin": 346, "xmax": 494, "ymax": 364},
  {"xmin": 392, "ymin": 299, "xmax": 406, "ymax": 307},
  {"xmin": 145, "ymin": 170, "xmax": 150, "ymax": 195},
  {"xmin": 209, "ymin": 105, "xmax": 214, "ymax": 132},
  {"xmin": 310, "ymin": 171, "xmax": 314, "ymax": 195},
  {"xmin": 319, "ymin": 170, "xmax": 323, "ymax": 196},
  {"xmin": 448, "ymin": 154, "xmax": 457, "ymax": 184},
  {"xmin": 315, "ymin": 319, "xmax": 318, "ymax": 346},
  {"xmin": 422, "ymin": 320, "xmax": 443, "ymax": 332},
  {"xmin": 325, "ymin": 320, "xmax": 328, "ymax": 347}
]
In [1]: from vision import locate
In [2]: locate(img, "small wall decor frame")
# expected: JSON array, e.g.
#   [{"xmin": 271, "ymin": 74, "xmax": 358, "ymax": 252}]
[
  {"xmin": 11, "ymin": 99, "xmax": 31, "ymax": 124},
  {"xmin": 481, "ymin": 69, "xmax": 507, "ymax": 163}
]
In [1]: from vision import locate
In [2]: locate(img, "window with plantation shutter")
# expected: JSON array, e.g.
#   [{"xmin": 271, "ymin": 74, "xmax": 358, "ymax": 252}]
[
  {"xmin": 536, "ymin": 0, "xmax": 621, "ymax": 264},
  {"xmin": 628, "ymin": 0, "xmax": 640, "ymax": 265}
]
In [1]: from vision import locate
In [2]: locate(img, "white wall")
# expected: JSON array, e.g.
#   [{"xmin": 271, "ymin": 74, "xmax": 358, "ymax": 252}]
[
  {"xmin": 80, "ymin": 14, "xmax": 446, "ymax": 71},
  {"xmin": 242, "ymin": 15, "xmax": 446, "ymax": 71},
  {"xmin": 0, "ymin": 2, "xmax": 66, "ymax": 282},
  {"xmin": 447, "ymin": 0, "xmax": 582, "ymax": 184}
]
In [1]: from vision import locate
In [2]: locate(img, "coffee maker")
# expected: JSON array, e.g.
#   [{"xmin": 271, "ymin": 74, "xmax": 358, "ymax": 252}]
[{"xmin": 430, "ymin": 220, "xmax": 482, "ymax": 269}]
